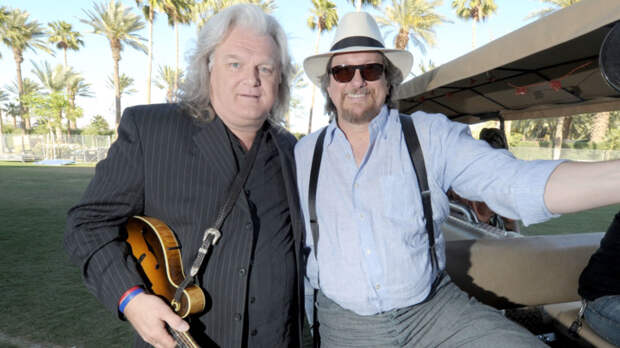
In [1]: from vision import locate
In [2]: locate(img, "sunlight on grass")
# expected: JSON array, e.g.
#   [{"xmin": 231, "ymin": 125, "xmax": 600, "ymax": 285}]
[{"xmin": 0, "ymin": 164, "xmax": 133, "ymax": 347}]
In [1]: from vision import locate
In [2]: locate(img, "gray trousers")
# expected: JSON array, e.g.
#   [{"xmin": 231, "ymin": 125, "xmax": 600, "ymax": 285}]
[{"xmin": 316, "ymin": 275, "xmax": 546, "ymax": 348}]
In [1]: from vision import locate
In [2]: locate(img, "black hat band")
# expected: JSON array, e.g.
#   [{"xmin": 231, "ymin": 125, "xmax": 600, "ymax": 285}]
[{"xmin": 330, "ymin": 36, "xmax": 384, "ymax": 51}]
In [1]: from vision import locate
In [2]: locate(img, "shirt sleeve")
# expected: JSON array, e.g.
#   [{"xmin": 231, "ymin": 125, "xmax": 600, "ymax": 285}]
[
  {"xmin": 64, "ymin": 107, "xmax": 147, "ymax": 317},
  {"xmin": 418, "ymin": 113, "xmax": 564, "ymax": 226}
]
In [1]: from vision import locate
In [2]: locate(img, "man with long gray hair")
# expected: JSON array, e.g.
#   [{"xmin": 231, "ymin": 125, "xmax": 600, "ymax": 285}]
[{"xmin": 65, "ymin": 4, "xmax": 305, "ymax": 347}]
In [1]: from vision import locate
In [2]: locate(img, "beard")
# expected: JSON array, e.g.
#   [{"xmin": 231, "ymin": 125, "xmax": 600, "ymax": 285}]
[{"xmin": 336, "ymin": 88, "xmax": 383, "ymax": 125}]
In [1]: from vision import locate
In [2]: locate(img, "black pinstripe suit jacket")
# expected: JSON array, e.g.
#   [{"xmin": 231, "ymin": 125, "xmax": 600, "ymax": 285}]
[{"xmin": 64, "ymin": 103, "xmax": 305, "ymax": 347}]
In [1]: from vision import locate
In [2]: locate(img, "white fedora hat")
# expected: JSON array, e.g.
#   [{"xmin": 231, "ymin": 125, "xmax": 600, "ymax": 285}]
[{"xmin": 303, "ymin": 11, "xmax": 413, "ymax": 86}]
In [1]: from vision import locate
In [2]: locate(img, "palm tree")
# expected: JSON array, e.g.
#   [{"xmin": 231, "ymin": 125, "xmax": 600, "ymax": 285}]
[
  {"xmin": 6, "ymin": 78, "xmax": 42, "ymax": 130},
  {"xmin": 162, "ymin": 0, "xmax": 194, "ymax": 102},
  {"xmin": 526, "ymin": 0, "xmax": 583, "ymax": 158},
  {"xmin": 47, "ymin": 21, "xmax": 84, "ymax": 68},
  {"xmin": 82, "ymin": 0, "xmax": 147, "ymax": 127},
  {"xmin": 67, "ymin": 75, "xmax": 93, "ymax": 132},
  {"xmin": 31, "ymin": 61, "xmax": 74, "ymax": 94},
  {"xmin": 31, "ymin": 61, "xmax": 76, "ymax": 138},
  {"xmin": 191, "ymin": 0, "xmax": 276, "ymax": 30},
  {"xmin": 347, "ymin": 0, "xmax": 381, "ymax": 11},
  {"xmin": 377, "ymin": 0, "xmax": 448, "ymax": 52},
  {"xmin": 526, "ymin": 0, "xmax": 581, "ymax": 19},
  {"xmin": 451, "ymin": 0, "xmax": 497, "ymax": 49},
  {"xmin": 135, "ymin": 0, "xmax": 167, "ymax": 104},
  {"xmin": 0, "ymin": 8, "xmax": 52, "ymax": 130},
  {"xmin": 0, "ymin": 89, "xmax": 8, "ymax": 134},
  {"xmin": 0, "ymin": 6, "xmax": 9, "ymax": 60},
  {"xmin": 107, "ymin": 73, "xmax": 138, "ymax": 97},
  {"xmin": 5, "ymin": 102, "xmax": 21, "ymax": 128},
  {"xmin": 155, "ymin": 64, "xmax": 184, "ymax": 103},
  {"xmin": 590, "ymin": 111, "xmax": 610, "ymax": 144},
  {"xmin": 306, "ymin": 0, "xmax": 338, "ymax": 134},
  {"xmin": 285, "ymin": 63, "xmax": 308, "ymax": 130}
]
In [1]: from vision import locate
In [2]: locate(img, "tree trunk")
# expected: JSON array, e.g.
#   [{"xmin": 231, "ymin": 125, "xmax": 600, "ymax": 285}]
[
  {"xmin": 562, "ymin": 116, "xmax": 572, "ymax": 141},
  {"xmin": 395, "ymin": 28, "xmax": 409, "ymax": 50},
  {"xmin": 308, "ymin": 23, "xmax": 322, "ymax": 134},
  {"xmin": 504, "ymin": 120, "xmax": 512, "ymax": 145},
  {"xmin": 174, "ymin": 20, "xmax": 179, "ymax": 102},
  {"xmin": 147, "ymin": 10, "xmax": 154, "ymax": 104},
  {"xmin": 13, "ymin": 48, "xmax": 26, "ymax": 130},
  {"xmin": 356, "ymin": 0, "xmax": 362, "ymax": 11},
  {"xmin": 112, "ymin": 45, "xmax": 122, "ymax": 127},
  {"xmin": 590, "ymin": 111, "xmax": 610, "ymax": 143},
  {"xmin": 308, "ymin": 88, "xmax": 316, "ymax": 134},
  {"xmin": 56, "ymin": 110, "xmax": 64, "ymax": 140},
  {"xmin": 552, "ymin": 117, "xmax": 565, "ymax": 160}
]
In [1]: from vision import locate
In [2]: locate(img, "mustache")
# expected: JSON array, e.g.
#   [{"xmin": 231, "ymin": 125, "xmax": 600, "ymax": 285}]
[{"xmin": 344, "ymin": 88, "xmax": 370, "ymax": 96}]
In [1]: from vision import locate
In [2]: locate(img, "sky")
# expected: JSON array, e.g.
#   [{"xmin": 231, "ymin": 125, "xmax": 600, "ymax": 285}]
[{"xmin": 0, "ymin": 0, "xmax": 550, "ymax": 133}]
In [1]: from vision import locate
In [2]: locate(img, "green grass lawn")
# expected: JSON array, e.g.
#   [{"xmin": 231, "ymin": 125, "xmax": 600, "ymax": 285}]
[
  {"xmin": 0, "ymin": 162, "xmax": 617, "ymax": 347},
  {"xmin": 0, "ymin": 163, "xmax": 134, "ymax": 347}
]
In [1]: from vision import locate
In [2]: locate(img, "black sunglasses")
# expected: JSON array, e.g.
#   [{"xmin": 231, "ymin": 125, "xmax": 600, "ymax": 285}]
[{"xmin": 330, "ymin": 63, "xmax": 385, "ymax": 83}]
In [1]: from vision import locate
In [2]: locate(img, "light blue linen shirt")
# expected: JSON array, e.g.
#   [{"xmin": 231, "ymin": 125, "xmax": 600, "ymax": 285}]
[{"xmin": 294, "ymin": 106, "xmax": 563, "ymax": 316}]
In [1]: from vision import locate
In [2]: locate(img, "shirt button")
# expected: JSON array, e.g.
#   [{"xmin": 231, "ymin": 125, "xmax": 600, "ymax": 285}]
[
  {"xmin": 234, "ymin": 313, "xmax": 242, "ymax": 321},
  {"xmin": 375, "ymin": 284, "xmax": 381, "ymax": 290},
  {"xmin": 239, "ymin": 268, "xmax": 246, "ymax": 276},
  {"xmin": 366, "ymin": 249, "xmax": 371, "ymax": 255},
  {"xmin": 249, "ymin": 296, "xmax": 256, "ymax": 304},
  {"xmin": 360, "ymin": 213, "xmax": 364, "ymax": 219},
  {"xmin": 250, "ymin": 329, "xmax": 258, "ymax": 336}
]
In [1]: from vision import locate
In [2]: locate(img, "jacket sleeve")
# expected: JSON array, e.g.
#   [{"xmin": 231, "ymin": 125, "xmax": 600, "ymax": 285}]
[{"xmin": 64, "ymin": 107, "xmax": 147, "ymax": 317}]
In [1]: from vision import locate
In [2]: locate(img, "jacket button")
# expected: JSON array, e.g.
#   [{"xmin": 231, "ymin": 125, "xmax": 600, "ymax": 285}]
[
  {"xmin": 239, "ymin": 268, "xmax": 246, "ymax": 276},
  {"xmin": 245, "ymin": 222, "xmax": 252, "ymax": 230},
  {"xmin": 249, "ymin": 296, "xmax": 256, "ymax": 304},
  {"xmin": 250, "ymin": 329, "xmax": 258, "ymax": 336},
  {"xmin": 234, "ymin": 313, "xmax": 242, "ymax": 321}
]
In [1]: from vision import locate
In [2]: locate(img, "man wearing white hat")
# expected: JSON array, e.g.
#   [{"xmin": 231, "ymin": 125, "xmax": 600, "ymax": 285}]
[{"xmin": 295, "ymin": 11, "xmax": 620, "ymax": 348}]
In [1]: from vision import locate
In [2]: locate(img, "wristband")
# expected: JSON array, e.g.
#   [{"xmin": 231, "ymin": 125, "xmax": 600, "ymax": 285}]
[{"xmin": 118, "ymin": 286, "xmax": 144, "ymax": 314}]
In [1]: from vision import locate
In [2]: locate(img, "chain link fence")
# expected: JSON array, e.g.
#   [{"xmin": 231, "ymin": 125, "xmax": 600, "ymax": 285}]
[
  {"xmin": 1, "ymin": 134, "xmax": 619, "ymax": 163},
  {"xmin": 511, "ymin": 146, "xmax": 620, "ymax": 161},
  {"xmin": 0, "ymin": 134, "xmax": 112, "ymax": 163}
]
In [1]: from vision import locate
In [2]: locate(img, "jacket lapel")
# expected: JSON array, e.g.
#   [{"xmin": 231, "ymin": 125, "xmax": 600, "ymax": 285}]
[{"xmin": 192, "ymin": 117, "xmax": 237, "ymax": 185}]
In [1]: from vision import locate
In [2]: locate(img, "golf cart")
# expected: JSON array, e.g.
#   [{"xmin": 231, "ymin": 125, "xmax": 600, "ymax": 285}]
[{"xmin": 395, "ymin": 0, "xmax": 620, "ymax": 346}]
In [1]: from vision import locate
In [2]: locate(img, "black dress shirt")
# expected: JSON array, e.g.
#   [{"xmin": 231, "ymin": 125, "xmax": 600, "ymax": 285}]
[{"xmin": 225, "ymin": 123, "xmax": 296, "ymax": 347}]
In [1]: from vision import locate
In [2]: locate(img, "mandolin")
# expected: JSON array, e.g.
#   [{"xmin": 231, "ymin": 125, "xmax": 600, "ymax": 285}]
[{"xmin": 125, "ymin": 216, "xmax": 206, "ymax": 348}]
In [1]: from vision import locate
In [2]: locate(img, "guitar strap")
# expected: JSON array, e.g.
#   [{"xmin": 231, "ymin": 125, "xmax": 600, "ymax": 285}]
[
  {"xmin": 308, "ymin": 115, "xmax": 439, "ymax": 347},
  {"xmin": 173, "ymin": 122, "xmax": 267, "ymax": 309}
]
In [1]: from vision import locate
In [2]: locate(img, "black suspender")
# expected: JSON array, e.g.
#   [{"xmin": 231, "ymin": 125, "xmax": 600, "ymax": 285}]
[
  {"xmin": 308, "ymin": 128, "xmax": 326, "ymax": 348},
  {"xmin": 309, "ymin": 129, "xmax": 327, "ymax": 259},
  {"xmin": 308, "ymin": 115, "xmax": 439, "ymax": 347},
  {"xmin": 399, "ymin": 115, "xmax": 439, "ymax": 272},
  {"xmin": 308, "ymin": 116, "xmax": 438, "ymax": 270}
]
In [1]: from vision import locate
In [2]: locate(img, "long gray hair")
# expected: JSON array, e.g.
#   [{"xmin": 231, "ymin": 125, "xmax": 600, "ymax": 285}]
[
  {"xmin": 320, "ymin": 53, "xmax": 404, "ymax": 119},
  {"xmin": 179, "ymin": 4, "xmax": 292, "ymax": 124}
]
